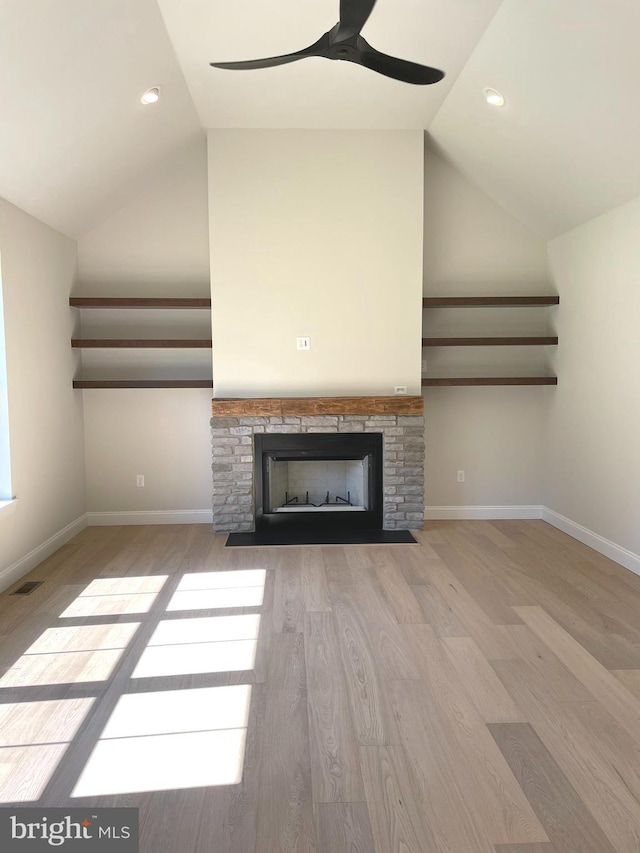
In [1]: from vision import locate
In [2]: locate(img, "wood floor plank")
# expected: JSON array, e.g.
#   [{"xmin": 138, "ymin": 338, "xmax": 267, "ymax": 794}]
[
  {"xmin": 370, "ymin": 552, "xmax": 425, "ymax": 624},
  {"xmin": 502, "ymin": 523, "xmax": 640, "ymax": 630},
  {"xmin": 555, "ymin": 699, "xmax": 640, "ymax": 810},
  {"xmin": 441, "ymin": 636, "xmax": 526, "ymax": 723},
  {"xmin": 493, "ymin": 659, "xmax": 640, "ymax": 853},
  {"xmin": 138, "ymin": 788, "xmax": 205, "ymax": 853},
  {"xmin": 255, "ymin": 632, "xmax": 315, "ymax": 853},
  {"xmin": 611, "ymin": 669, "xmax": 640, "ymax": 700},
  {"xmin": 489, "ymin": 722, "xmax": 616, "ymax": 853},
  {"xmin": 387, "ymin": 678, "xmax": 495, "ymax": 853},
  {"xmin": 194, "ymin": 683, "xmax": 266, "ymax": 853},
  {"xmin": 417, "ymin": 559, "xmax": 518, "ymax": 659},
  {"xmin": 391, "ymin": 543, "xmax": 441, "ymax": 584},
  {"xmin": 416, "ymin": 524, "xmax": 449, "ymax": 546},
  {"xmin": 272, "ymin": 550, "xmax": 304, "ymax": 633},
  {"xmin": 321, "ymin": 547, "xmax": 357, "ymax": 594},
  {"xmin": 410, "ymin": 580, "xmax": 469, "ymax": 636},
  {"xmin": 494, "ymin": 845, "xmax": 556, "ymax": 853},
  {"xmin": 340, "ymin": 571, "xmax": 420, "ymax": 681},
  {"xmin": 477, "ymin": 520, "xmax": 521, "ymax": 549},
  {"xmin": 520, "ymin": 521, "xmax": 623, "ymax": 575},
  {"xmin": 502, "ymin": 625, "xmax": 592, "ymax": 703},
  {"xmin": 304, "ymin": 612, "xmax": 365, "ymax": 803},
  {"xmin": 301, "ymin": 550, "xmax": 332, "ymax": 613},
  {"xmin": 359, "ymin": 745, "xmax": 435, "ymax": 853},
  {"xmin": 433, "ymin": 538, "xmax": 527, "ymax": 625},
  {"xmin": 402, "ymin": 625, "xmax": 547, "ymax": 845},
  {"xmin": 314, "ymin": 803, "xmax": 375, "ymax": 853},
  {"xmin": 504, "ymin": 553, "xmax": 640, "ymax": 669},
  {"xmin": 331, "ymin": 593, "xmax": 397, "ymax": 746},
  {"xmin": 252, "ymin": 567, "xmax": 274, "ymax": 685},
  {"xmin": 514, "ymin": 605, "xmax": 640, "ymax": 741}
]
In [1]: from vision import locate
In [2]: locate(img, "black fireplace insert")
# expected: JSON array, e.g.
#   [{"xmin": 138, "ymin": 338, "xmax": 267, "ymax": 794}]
[{"xmin": 254, "ymin": 433, "xmax": 383, "ymax": 531}]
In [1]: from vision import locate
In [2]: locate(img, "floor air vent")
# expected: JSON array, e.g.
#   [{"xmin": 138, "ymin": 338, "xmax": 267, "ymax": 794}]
[{"xmin": 11, "ymin": 581, "xmax": 43, "ymax": 595}]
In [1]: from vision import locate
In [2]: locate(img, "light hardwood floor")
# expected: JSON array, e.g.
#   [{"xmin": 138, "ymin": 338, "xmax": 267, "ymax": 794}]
[{"xmin": 1, "ymin": 520, "xmax": 640, "ymax": 852}]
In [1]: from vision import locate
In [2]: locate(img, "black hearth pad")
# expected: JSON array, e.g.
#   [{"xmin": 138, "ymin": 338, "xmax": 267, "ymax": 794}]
[{"xmin": 225, "ymin": 529, "xmax": 417, "ymax": 547}]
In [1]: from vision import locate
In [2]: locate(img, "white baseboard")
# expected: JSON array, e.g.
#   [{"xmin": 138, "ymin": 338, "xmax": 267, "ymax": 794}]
[
  {"xmin": 87, "ymin": 510, "xmax": 214, "ymax": 526},
  {"xmin": 424, "ymin": 505, "xmax": 543, "ymax": 520},
  {"xmin": 0, "ymin": 513, "xmax": 88, "ymax": 593},
  {"xmin": 542, "ymin": 507, "xmax": 640, "ymax": 577}
]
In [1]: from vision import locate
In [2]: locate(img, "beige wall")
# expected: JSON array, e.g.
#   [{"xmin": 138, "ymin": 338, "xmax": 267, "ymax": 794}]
[
  {"xmin": 422, "ymin": 146, "xmax": 551, "ymax": 507},
  {"xmin": 208, "ymin": 130, "xmax": 424, "ymax": 398},
  {"xmin": 546, "ymin": 195, "xmax": 640, "ymax": 555},
  {"xmin": 425, "ymin": 387, "xmax": 545, "ymax": 507},
  {"xmin": 83, "ymin": 389, "xmax": 213, "ymax": 516},
  {"xmin": 77, "ymin": 136, "xmax": 213, "ymax": 516},
  {"xmin": 0, "ymin": 195, "xmax": 86, "ymax": 586}
]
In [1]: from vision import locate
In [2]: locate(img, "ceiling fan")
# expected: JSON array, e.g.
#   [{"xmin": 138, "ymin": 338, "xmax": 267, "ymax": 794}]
[{"xmin": 210, "ymin": 0, "xmax": 445, "ymax": 86}]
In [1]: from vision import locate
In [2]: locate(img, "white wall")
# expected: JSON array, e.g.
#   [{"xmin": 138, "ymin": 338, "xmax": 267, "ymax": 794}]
[
  {"xmin": 0, "ymin": 196, "xmax": 86, "ymax": 585},
  {"xmin": 77, "ymin": 135, "xmax": 213, "ymax": 517},
  {"xmin": 546, "ymin": 194, "xmax": 640, "ymax": 556},
  {"xmin": 208, "ymin": 130, "xmax": 424, "ymax": 398},
  {"xmin": 423, "ymin": 144, "xmax": 552, "ymax": 294},
  {"xmin": 422, "ymin": 145, "xmax": 551, "ymax": 507},
  {"xmin": 78, "ymin": 134, "xmax": 210, "ymax": 296}
]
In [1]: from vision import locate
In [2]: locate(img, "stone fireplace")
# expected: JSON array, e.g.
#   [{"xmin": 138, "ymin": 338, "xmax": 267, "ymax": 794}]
[{"xmin": 210, "ymin": 396, "xmax": 424, "ymax": 534}]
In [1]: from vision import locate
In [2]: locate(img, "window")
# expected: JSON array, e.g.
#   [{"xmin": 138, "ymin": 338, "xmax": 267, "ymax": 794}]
[{"xmin": 0, "ymin": 252, "xmax": 12, "ymax": 504}]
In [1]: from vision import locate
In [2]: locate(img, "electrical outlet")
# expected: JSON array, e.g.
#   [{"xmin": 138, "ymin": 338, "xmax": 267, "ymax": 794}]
[
  {"xmin": 136, "ymin": 475, "xmax": 145, "ymax": 487},
  {"xmin": 296, "ymin": 336, "xmax": 310, "ymax": 351},
  {"xmin": 457, "ymin": 470, "xmax": 465, "ymax": 483},
  {"xmin": 394, "ymin": 385, "xmax": 408, "ymax": 395}
]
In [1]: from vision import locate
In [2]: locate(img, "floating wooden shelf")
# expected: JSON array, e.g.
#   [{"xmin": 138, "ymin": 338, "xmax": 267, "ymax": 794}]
[
  {"xmin": 70, "ymin": 295, "xmax": 213, "ymax": 389},
  {"xmin": 71, "ymin": 339, "xmax": 212, "ymax": 348},
  {"xmin": 423, "ymin": 296, "xmax": 559, "ymax": 307},
  {"xmin": 422, "ymin": 377, "xmax": 557, "ymax": 386},
  {"xmin": 73, "ymin": 379, "xmax": 214, "ymax": 389},
  {"xmin": 70, "ymin": 297, "xmax": 211, "ymax": 309},
  {"xmin": 422, "ymin": 336, "xmax": 558, "ymax": 347}
]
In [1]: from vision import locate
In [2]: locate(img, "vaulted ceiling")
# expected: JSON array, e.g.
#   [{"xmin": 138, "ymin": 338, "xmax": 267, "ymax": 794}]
[{"xmin": 1, "ymin": 0, "xmax": 638, "ymax": 240}]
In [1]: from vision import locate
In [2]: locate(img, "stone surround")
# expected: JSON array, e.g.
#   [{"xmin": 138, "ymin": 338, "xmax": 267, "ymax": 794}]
[{"xmin": 211, "ymin": 409, "xmax": 425, "ymax": 534}]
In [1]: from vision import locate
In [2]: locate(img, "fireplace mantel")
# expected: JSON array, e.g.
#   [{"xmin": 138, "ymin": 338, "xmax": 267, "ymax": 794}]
[{"xmin": 211, "ymin": 395, "xmax": 424, "ymax": 417}]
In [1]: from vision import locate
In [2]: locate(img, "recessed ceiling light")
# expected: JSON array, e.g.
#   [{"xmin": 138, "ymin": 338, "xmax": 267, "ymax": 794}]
[
  {"xmin": 483, "ymin": 87, "xmax": 505, "ymax": 107},
  {"xmin": 140, "ymin": 87, "xmax": 161, "ymax": 106}
]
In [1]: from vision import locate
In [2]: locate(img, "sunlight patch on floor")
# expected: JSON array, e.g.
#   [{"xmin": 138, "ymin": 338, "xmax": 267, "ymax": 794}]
[
  {"xmin": 71, "ymin": 686, "xmax": 252, "ymax": 797},
  {"xmin": 0, "ymin": 697, "xmax": 94, "ymax": 802},
  {"xmin": 147, "ymin": 614, "xmax": 261, "ymax": 646},
  {"xmin": 0, "ymin": 644, "xmax": 138, "ymax": 688},
  {"xmin": 132, "ymin": 639, "xmax": 258, "ymax": 678},
  {"xmin": 166, "ymin": 586, "xmax": 264, "ymax": 610},
  {"xmin": 0, "ymin": 623, "xmax": 141, "ymax": 688},
  {"xmin": 101, "ymin": 685, "xmax": 252, "ymax": 738},
  {"xmin": 59, "ymin": 575, "xmax": 168, "ymax": 617},
  {"xmin": 23, "ymin": 622, "xmax": 140, "ymax": 655},
  {"xmin": 176, "ymin": 570, "xmax": 266, "ymax": 590},
  {"xmin": 166, "ymin": 570, "xmax": 266, "ymax": 611},
  {"xmin": 81, "ymin": 576, "xmax": 169, "ymax": 595}
]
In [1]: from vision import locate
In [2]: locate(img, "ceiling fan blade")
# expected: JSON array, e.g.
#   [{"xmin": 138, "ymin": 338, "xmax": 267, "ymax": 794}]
[
  {"xmin": 356, "ymin": 38, "xmax": 445, "ymax": 85},
  {"xmin": 211, "ymin": 35, "xmax": 329, "ymax": 71},
  {"xmin": 338, "ymin": 0, "xmax": 377, "ymax": 37}
]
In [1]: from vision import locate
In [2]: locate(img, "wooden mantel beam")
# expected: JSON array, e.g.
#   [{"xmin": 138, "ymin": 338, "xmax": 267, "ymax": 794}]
[{"xmin": 211, "ymin": 396, "xmax": 424, "ymax": 417}]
